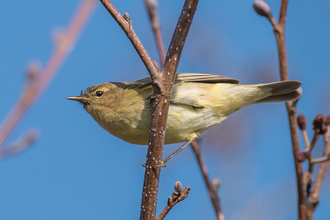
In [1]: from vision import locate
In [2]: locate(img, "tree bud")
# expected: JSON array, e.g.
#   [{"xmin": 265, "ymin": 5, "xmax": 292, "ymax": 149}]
[
  {"xmin": 313, "ymin": 114, "xmax": 327, "ymax": 135},
  {"xmin": 297, "ymin": 114, "xmax": 307, "ymax": 130},
  {"xmin": 325, "ymin": 114, "xmax": 330, "ymax": 126},
  {"xmin": 174, "ymin": 181, "xmax": 183, "ymax": 192},
  {"xmin": 296, "ymin": 151, "xmax": 308, "ymax": 163},
  {"xmin": 253, "ymin": 1, "xmax": 273, "ymax": 19}
]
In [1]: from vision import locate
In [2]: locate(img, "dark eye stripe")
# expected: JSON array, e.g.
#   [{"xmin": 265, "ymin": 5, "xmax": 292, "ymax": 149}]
[{"xmin": 96, "ymin": 91, "xmax": 103, "ymax": 97}]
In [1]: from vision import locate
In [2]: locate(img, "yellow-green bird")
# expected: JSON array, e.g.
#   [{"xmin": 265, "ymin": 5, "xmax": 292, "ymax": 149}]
[{"xmin": 67, "ymin": 73, "xmax": 301, "ymax": 162}]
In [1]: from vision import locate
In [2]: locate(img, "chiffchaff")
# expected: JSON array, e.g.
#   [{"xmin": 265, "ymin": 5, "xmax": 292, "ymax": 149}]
[{"xmin": 67, "ymin": 73, "xmax": 301, "ymax": 163}]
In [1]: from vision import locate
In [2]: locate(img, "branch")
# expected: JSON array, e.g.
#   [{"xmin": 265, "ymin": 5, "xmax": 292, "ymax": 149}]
[
  {"xmin": 143, "ymin": 0, "xmax": 166, "ymax": 65},
  {"xmin": 0, "ymin": 0, "xmax": 97, "ymax": 150},
  {"xmin": 99, "ymin": 0, "xmax": 199, "ymax": 218},
  {"xmin": 279, "ymin": 0, "xmax": 289, "ymax": 26},
  {"xmin": 307, "ymin": 126, "xmax": 330, "ymax": 219},
  {"xmin": 253, "ymin": 1, "xmax": 306, "ymax": 219},
  {"xmin": 140, "ymin": 1, "xmax": 199, "ymax": 219},
  {"xmin": 191, "ymin": 141, "xmax": 224, "ymax": 220},
  {"xmin": 99, "ymin": 0, "xmax": 159, "ymax": 78},
  {"xmin": 310, "ymin": 156, "xmax": 330, "ymax": 164},
  {"xmin": 307, "ymin": 131, "xmax": 320, "ymax": 174},
  {"xmin": 0, "ymin": 129, "xmax": 39, "ymax": 161},
  {"xmin": 156, "ymin": 182, "xmax": 190, "ymax": 220}
]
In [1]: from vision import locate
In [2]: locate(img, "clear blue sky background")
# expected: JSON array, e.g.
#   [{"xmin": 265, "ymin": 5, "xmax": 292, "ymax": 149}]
[{"xmin": 1, "ymin": 0, "xmax": 330, "ymax": 219}]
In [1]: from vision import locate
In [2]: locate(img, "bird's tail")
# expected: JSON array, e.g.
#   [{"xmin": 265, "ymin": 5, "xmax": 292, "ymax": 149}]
[{"xmin": 256, "ymin": 80, "xmax": 302, "ymax": 103}]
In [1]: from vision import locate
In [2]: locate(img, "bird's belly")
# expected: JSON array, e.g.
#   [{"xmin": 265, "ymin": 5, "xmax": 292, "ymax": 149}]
[
  {"xmin": 111, "ymin": 105, "xmax": 225, "ymax": 145},
  {"xmin": 165, "ymin": 105, "xmax": 224, "ymax": 144},
  {"xmin": 100, "ymin": 104, "xmax": 224, "ymax": 145}
]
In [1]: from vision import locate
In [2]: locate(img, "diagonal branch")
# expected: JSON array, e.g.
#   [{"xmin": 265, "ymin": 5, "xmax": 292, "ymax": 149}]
[
  {"xmin": 143, "ymin": 0, "xmax": 166, "ymax": 65},
  {"xmin": 307, "ymin": 127, "xmax": 330, "ymax": 219},
  {"xmin": 0, "ymin": 129, "xmax": 39, "ymax": 160},
  {"xmin": 191, "ymin": 141, "xmax": 224, "ymax": 220},
  {"xmin": 0, "ymin": 0, "xmax": 97, "ymax": 151},
  {"xmin": 156, "ymin": 182, "xmax": 190, "ymax": 220},
  {"xmin": 99, "ymin": 0, "xmax": 159, "ymax": 79}
]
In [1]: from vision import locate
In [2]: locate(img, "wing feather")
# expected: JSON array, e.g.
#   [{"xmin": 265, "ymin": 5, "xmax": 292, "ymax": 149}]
[{"xmin": 130, "ymin": 73, "xmax": 238, "ymax": 90}]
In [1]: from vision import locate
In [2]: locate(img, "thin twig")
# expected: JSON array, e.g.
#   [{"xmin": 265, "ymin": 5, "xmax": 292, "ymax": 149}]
[
  {"xmin": 0, "ymin": 0, "xmax": 97, "ymax": 150},
  {"xmin": 0, "ymin": 129, "xmax": 39, "ymax": 160},
  {"xmin": 156, "ymin": 182, "xmax": 190, "ymax": 220},
  {"xmin": 191, "ymin": 141, "xmax": 224, "ymax": 220},
  {"xmin": 253, "ymin": 0, "xmax": 307, "ymax": 218},
  {"xmin": 99, "ymin": 0, "xmax": 159, "ymax": 79},
  {"xmin": 302, "ymin": 129, "xmax": 310, "ymax": 150},
  {"xmin": 307, "ymin": 127, "xmax": 330, "ymax": 219},
  {"xmin": 310, "ymin": 156, "xmax": 330, "ymax": 164},
  {"xmin": 143, "ymin": 0, "xmax": 166, "ymax": 65},
  {"xmin": 308, "ymin": 131, "xmax": 320, "ymax": 173},
  {"xmin": 271, "ymin": 1, "xmax": 306, "ymax": 219},
  {"xmin": 309, "ymin": 131, "xmax": 319, "ymax": 152},
  {"xmin": 278, "ymin": 0, "xmax": 289, "ymax": 26}
]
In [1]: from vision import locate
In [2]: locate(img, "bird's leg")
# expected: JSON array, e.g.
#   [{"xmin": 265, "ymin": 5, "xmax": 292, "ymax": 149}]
[
  {"xmin": 160, "ymin": 133, "xmax": 198, "ymax": 167},
  {"xmin": 170, "ymin": 100, "xmax": 204, "ymax": 109}
]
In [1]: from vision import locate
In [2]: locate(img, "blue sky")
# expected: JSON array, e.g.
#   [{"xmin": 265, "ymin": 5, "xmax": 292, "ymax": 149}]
[{"xmin": 0, "ymin": 0, "xmax": 329, "ymax": 219}]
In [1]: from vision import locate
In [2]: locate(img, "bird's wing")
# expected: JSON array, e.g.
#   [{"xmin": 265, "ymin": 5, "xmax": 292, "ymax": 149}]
[
  {"xmin": 131, "ymin": 73, "xmax": 239, "ymax": 90},
  {"xmin": 175, "ymin": 73, "xmax": 239, "ymax": 84}
]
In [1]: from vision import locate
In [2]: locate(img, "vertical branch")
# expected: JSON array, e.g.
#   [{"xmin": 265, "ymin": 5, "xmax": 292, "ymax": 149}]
[
  {"xmin": 0, "ymin": 0, "xmax": 97, "ymax": 149},
  {"xmin": 274, "ymin": 1, "xmax": 306, "ymax": 218},
  {"xmin": 278, "ymin": 0, "xmax": 289, "ymax": 26},
  {"xmin": 141, "ymin": 1, "xmax": 199, "ymax": 219},
  {"xmin": 99, "ymin": 0, "xmax": 199, "ymax": 219},
  {"xmin": 253, "ymin": 1, "xmax": 305, "ymax": 219},
  {"xmin": 191, "ymin": 141, "xmax": 224, "ymax": 220},
  {"xmin": 143, "ymin": 0, "xmax": 166, "ymax": 65}
]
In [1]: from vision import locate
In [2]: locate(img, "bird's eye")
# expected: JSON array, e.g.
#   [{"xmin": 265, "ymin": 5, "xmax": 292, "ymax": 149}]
[{"xmin": 95, "ymin": 91, "xmax": 103, "ymax": 97}]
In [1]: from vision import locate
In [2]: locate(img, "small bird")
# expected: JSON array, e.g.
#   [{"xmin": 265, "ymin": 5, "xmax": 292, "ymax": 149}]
[{"xmin": 67, "ymin": 73, "xmax": 301, "ymax": 164}]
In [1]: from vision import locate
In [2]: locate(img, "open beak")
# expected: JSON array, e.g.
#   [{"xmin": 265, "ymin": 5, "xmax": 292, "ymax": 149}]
[{"xmin": 66, "ymin": 96, "xmax": 91, "ymax": 104}]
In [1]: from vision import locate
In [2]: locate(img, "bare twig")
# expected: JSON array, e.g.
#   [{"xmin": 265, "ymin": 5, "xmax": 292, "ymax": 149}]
[
  {"xmin": 278, "ymin": 0, "xmax": 289, "ymax": 26},
  {"xmin": 310, "ymin": 156, "xmax": 330, "ymax": 164},
  {"xmin": 143, "ymin": 0, "xmax": 166, "ymax": 65},
  {"xmin": 307, "ymin": 127, "xmax": 330, "ymax": 219},
  {"xmin": 0, "ymin": 0, "xmax": 97, "ymax": 151},
  {"xmin": 276, "ymin": 19, "xmax": 306, "ymax": 220},
  {"xmin": 302, "ymin": 130, "xmax": 310, "ymax": 150},
  {"xmin": 0, "ymin": 129, "xmax": 39, "ymax": 160},
  {"xmin": 191, "ymin": 141, "xmax": 224, "ymax": 220},
  {"xmin": 253, "ymin": 0, "xmax": 305, "ymax": 219},
  {"xmin": 308, "ymin": 131, "xmax": 320, "ymax": 173},
  {"xmin": 274, "ymin": 1, "xmax": 306, "ymax": 219},
  {"xmin": 99, "ymin": 0, "xmax": 159, "ymax": 79},
  {"xmin": 156, "ymin": 182, "xmax": 190, "ymax": 220}
]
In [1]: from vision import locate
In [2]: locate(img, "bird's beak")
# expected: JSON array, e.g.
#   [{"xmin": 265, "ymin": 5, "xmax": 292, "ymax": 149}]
[{"xmin": 66, "ymin": 96, "xmax": 91, "ymax": 104}]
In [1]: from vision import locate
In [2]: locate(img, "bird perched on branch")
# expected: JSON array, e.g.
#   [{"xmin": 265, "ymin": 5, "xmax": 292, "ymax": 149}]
[{"xmin": 67, "ymin": 73, "xmax": 301, "ymax": 165}]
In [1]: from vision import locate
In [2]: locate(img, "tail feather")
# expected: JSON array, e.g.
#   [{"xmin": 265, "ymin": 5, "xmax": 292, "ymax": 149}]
[
  {"xmin": 259, "ymin": 80, "xmax": 301, "ymax": 95},
  {"xmin": 257, "ymin": 81, "xmax": 302, "ymax": 103}
]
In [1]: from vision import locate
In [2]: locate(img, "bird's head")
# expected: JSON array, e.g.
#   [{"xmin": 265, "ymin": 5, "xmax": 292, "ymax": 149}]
[{"xmin": 66, "ymin": 82, "xmax": 126, "ymax": 114}]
